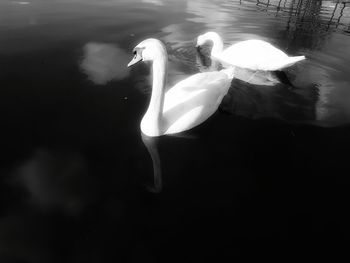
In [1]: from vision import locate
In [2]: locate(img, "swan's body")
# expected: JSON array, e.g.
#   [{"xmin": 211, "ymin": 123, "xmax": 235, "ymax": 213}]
[
  {"xmin": 127, "ymin": 38, "xmax": 234, "ymax": 137},
  {"xmin": 196, "ymin": 32, "xmax": 305, "ymax": 71}
]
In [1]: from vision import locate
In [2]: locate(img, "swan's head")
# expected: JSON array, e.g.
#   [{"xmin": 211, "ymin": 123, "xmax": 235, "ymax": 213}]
[
  {"xmin": 127, "ymin": 38, "xmax": 167, "ymax": 67},
  {"xmin": 196, "ymin": 32, "xmax": 221, "ymax": 47}
]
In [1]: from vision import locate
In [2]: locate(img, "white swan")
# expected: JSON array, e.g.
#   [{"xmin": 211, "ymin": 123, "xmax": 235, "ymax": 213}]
[
  {"xmin": 127, "ymin": 38, "xmax": 234, "ymax": 137},
  {"xmin": 196, "ymin": 32, "xmax": 305, "ymax": 71}
]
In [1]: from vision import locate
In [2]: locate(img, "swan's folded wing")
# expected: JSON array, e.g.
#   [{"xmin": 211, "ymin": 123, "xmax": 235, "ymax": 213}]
[
  {"xmin": 220, "ymin": 40, "xmax": 289, "ymax": 70},
  {"xmin": 163, "ymin": 71, "xmax": 230, "ymax": 112},
  {"xmin": 162, "ymin": 71, "xmax": 232, "ymax": 135}
]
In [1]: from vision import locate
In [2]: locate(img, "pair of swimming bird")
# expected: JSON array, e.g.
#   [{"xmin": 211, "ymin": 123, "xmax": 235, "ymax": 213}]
[{"xmin": 127, "ymin": 32, "xmax": 306, "ymax": 137}]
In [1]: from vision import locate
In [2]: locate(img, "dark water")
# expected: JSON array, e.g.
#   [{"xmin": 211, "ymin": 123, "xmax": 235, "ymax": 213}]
[{"xmin": 0, "ymin": 0, "xmax": 350, "ymax": 261}]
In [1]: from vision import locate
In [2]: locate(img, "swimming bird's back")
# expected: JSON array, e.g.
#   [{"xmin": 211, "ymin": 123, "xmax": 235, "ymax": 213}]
[{"xmin": 218, "ymin": 39, "xmax": 304, "ymax": 70}]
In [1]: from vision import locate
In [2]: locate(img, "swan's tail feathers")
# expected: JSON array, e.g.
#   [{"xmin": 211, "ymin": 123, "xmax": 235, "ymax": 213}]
[
  {"xmin": 221, "ymin": 66, "xmax": 235, "ymax": 79},
  {"xmin": 281, "ymin": 55, "xmax": 306, "ymax": 69}
]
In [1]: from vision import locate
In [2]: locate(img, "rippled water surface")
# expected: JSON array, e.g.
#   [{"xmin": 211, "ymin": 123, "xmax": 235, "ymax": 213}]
[{"xmin": 0, "ymin": 0, "xmax": 350, "ymax": 262}]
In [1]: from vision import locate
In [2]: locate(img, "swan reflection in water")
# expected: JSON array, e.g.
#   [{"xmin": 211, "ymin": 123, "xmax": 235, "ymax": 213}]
[
  {"xmin": 80, "ymin": 42, "xmax": 131, "ymax": 85},
  {"xmin": 141, "ymin": 133, "xmax": 162, "ymax": 193},
  {"xmin": 141, "ymin": 132, "xmax": 199, "ymax": 193}
]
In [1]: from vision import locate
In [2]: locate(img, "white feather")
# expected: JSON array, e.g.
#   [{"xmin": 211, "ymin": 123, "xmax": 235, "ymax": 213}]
[
  {"xmin": 128, "ymin": 38, "xmax": 233, "ymax": 137},
  {"xmin": 197, "ymin": 32, "xmax": 305, "ymax": 71}
]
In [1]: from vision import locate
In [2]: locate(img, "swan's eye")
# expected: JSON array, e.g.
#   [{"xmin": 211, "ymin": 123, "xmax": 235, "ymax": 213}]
[{"xmin": 132, "ymin": 47, "xmax": 145, "ymax": 59}]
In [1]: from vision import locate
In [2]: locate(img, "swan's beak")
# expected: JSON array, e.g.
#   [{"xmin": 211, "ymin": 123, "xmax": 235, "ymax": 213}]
[
  {"xmin": 195, "ymin": 40, "xmax": 200, "ymax": 48},
  {"xmin": 127, "ymin": 52, "xmax": 142, "ymax": 67},
  {"xmin": 196, "ymin": 44, "xmax": 203, "ymax": 54},
  {"xmin": 195, "ymin": 36, "xmax": 202, "ymax": 48}
]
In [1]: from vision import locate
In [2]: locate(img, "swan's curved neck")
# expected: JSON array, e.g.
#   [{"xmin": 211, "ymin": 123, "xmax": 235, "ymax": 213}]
[
  {"xmin": 210, "ymin": 34, "xmax": 224, "ymax": 57},
  {"xmin": 143, "ymin": 54, "xmax": 167, "ymax": 136}
]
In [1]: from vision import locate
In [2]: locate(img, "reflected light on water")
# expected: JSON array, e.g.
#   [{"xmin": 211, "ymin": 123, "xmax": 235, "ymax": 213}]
[
  {"xmin": 142, "ymin": 0, "xmax": 164, "ymax": 6},
  {"xmin": 13, "ymin": 149, "xmax": 90, "ymax": 215},
  {"xmin": 80, "ymin": 42, "xmax": 130, "ymax": 85}
]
